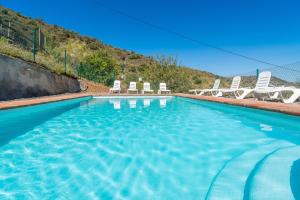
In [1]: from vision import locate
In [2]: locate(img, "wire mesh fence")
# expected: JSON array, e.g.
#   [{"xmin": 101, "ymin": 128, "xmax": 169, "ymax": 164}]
[
  {"xmin": 0, "ymin": 20, "xmax": 47, "ymax": 53},
  {"xmin": 1, "ymin": 8, "xmax": 300, "ymax": 101},
  {"xmin": 0, "ymin": 14, "xmax": 77, "ymax": 77},
  {"xmin": 229, "ymin": 64, "xmax": 300, "ymax": 88},
  {"xmin": 224, "ymin": 64, "xmax": 300, "ymax": 103},
  {"xmin": 0, "ymin": 22, "xmax": 32, "ymax": 51}
]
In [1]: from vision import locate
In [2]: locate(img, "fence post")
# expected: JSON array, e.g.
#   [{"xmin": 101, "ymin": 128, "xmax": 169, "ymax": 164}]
[
  {"xmin": 38, "ymin": 27, "xmax": 41, "ymax": 50},
  {"xmin": 8, "ymin": 21, "xmax": 10, "ymax": 38},
  {"xmin": 32, "ymin": 29, "xmax": 37, "ymax": 61},
  {"xmin": 256, "ymin": 68, "xmax": 259, "ymax": 80},
  {"xmin": 64, "ymin": 49, "xmax": 67, "ymax": 74}
]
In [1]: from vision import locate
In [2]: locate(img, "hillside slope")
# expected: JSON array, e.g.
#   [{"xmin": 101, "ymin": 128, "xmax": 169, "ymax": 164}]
[{"xmin": 0, "ymin": 5, "xmax": 230, "ymax": 92}]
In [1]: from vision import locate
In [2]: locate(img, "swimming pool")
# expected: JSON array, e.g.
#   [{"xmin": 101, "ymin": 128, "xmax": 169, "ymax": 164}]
[{"xmin": 0, "ymin": 96, "xmax": 300, "ymax": 199}]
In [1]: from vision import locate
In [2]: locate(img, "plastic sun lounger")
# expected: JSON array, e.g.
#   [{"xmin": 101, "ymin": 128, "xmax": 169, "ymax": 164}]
[
  {"xmin": 281, "ymin": 87, "xmax": 300, "ymax": 103},
  {"xmin": 270, "ymin": 86, "xmax": 300, "ymax": 104},
  {"xmin": 234, "ymin": 71, "xmax": 300, "ymax": 103},
  {"xmin": 197, "ymin": 79, "xmax": 222, "ymax": 97},
  {"xmin": 127, "ymin": 82, "xmax": 138, "ymax": 94},
  {"xmin": 189, "ymin": 89, "xmax": 198, "ymax": 95},
  {"xmin": 250, "ymin": 71, "xmax": 298, "ymax": 102},
  {"xmin": 141, "ymin": 82, "xmax": 154, "ymax": 94},
  {"xmin": 218, "ymin": 76, "xmax": 241, "ymax": 98},
  {"xmin": 158, "ymin": 83, "xmax": 171, "ymax": 94},
  {"xmin": 109, "ymin": 80, "xmax": 121, "ymax": 94},
  {"xmin": 235, "ymin": 71, "xmax": 272, "ymax": 100}
]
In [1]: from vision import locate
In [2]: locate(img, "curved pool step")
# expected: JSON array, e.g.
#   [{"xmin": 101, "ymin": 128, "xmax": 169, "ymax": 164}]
[
  {"xmin": 206, "ymin": 141, "xmax": 292, "ymax": 200},
  {"xmin": 248, "ymin": 146, "xmax": 300, "ymax": 200}
]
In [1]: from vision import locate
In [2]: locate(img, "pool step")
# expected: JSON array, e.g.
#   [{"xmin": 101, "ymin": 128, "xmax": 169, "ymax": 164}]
[
  {"xmin": 247, "ymin": 146, "xmax": 300, "ymax": 200},
  {"xmin": 205, "ymin": 141, "xmax": 292, "ymax": 200}
]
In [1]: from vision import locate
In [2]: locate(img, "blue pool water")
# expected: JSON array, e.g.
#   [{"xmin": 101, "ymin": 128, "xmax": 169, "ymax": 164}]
[{"xmin": 0, "ymin": 96, "xmax": 300, "ymax": 199}]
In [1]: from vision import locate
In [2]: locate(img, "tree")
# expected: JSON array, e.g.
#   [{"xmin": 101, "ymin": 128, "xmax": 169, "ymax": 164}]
[{"xmin": 77, "ymin": 50, "xmax": 120, "ymax": 86}]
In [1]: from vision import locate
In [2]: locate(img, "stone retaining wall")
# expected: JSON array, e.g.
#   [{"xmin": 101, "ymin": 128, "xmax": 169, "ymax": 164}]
[{"xmin": 0, "ymin": 54, "xmax": 80, "ymax": 101}]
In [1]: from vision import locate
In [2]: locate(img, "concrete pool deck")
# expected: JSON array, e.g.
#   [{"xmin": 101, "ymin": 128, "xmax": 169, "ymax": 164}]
[
  {"xmin": 0, "ymin": 92, "xmax": 299, "ymax": 116},
  {"xmin": 0, "ymin": 93, "xmax": 172, "ymax": 110},
  {"xmin": 176, "ymin": 93, "xmax": 300, "ymax": 116}
]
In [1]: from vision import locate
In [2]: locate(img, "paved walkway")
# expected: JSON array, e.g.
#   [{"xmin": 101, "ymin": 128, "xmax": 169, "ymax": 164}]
[
  {"xmin": 175, "ymin": 93, "xmax": 300, "ymax": 116},
  {"xmin": 0, "ymin": 93, "xmax": 171, "ymax": 110},
  {"xmin": 0, "ymin": 93, "xmax": 93, "ymax": 110},
  {"xmin": 1, "ymin": 92, "xmax": 300, "ymax": 116}
]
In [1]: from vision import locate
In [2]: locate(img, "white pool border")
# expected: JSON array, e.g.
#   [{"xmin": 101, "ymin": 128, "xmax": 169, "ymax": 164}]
[{"xmin": 93, "ymin": 96, "xmax": 173, "ymax": 99}]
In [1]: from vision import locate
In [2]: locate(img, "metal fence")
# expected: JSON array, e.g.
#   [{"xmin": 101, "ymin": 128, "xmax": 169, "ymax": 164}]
[
  {"xmin": 1, "ymin": 10, "xmax": 299, "ymax": 94},
  {"xmin": 0, "ymin": 20, "xmax": 47, "ymax": 53},
  {"xmin": 0, "ymin": 17, "xmax": 74, "ymax": 76},
  {"xmin": 229, "ymin": 64, "xmax": 300, "ymax": 89},
  {"xmin": 222, "ymin": 64, "xmax": 300, "ymax": 102}
]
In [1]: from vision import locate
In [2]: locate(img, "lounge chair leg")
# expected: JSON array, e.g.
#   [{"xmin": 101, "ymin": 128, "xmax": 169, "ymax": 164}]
[
  {"xmin": 270, "ymin": 92, "xmax": 279, "ymax": 99},
  {"xmin": 282, "ymin": 90, "xmax": 300, "ymax": 103},
  {"xmin": 236, "ymin": 89, "xmax": 252, "ymax": 99}
]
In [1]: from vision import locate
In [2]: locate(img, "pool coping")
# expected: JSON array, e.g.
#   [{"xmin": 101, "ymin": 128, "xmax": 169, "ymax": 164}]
[
  {"xmin": 175, "ymin": 93, "xmax": 300, "ymax": 116},
  {"xmin": 0, "ymin": 92, "xmax": 300, "ymax": 116},
  {"xmin": 0, "ymin": 93, "xmax": 172, "ymax": 110},
  {"xmin": 0, "ymin": 93, "xmax": 93, "ymax": 110}
]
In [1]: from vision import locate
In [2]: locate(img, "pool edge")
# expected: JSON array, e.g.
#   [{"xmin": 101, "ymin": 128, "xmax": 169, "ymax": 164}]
[
  {"xmin": 0, "ymin": 93, "xmax": 173, "ymax": 110},
  {"xmin": 0, "ymin": 93, "xmax": 93, "ymax": 110},
  {"xmin": 1, "ymin": 92, "xmax": 299, "ymax": 116},
  {"xmin": 175, "ymin": 93, "xmax": 300, "ymax": 116}
]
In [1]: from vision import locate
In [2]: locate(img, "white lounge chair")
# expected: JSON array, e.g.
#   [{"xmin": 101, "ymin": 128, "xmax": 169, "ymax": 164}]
[
  {"xmin": 141, "ymin": 82, "xmax": 154, "ymax": 94},
  {"xmin": 251, "ymin": 71, "xmax": 300, "ymax": 103},
  {"xmin": 197, "ymin": 79, "xmax": 222, "ymax": 96},
  {"xmin": 189, "ymin": 89, "xmax": 198, "ymax": 95},
  {"xmin": 235, "ymin": 71, "xmax": 287, "ymax": 101},
  {"xmin": 248, "ymin": 71, "xmax": 300, "ymax": 103},
  {"xmin": 109, "ymin": 80, "xmax": 121, "ymax": 94},
  {"xmin": 158, "ymin": 83, "xmax": 171, "ymax": 94},
  {"xmin": 235, "ymin": 71, "xmax": 272, "ymax": 100},
  {"xmin": 276, "ymin": 87, "xmax": 300, "ymax": 103},
  {"xmin": 218, "ymin": 76, "xmax": 241, "ymax": 98},
  {"xmin": 253, "ymin": 71, "xmax": 285, "ymax": 100},
  {"xmin": 127, "ymin": 82, "xmax": 138, "ymax": 94}
]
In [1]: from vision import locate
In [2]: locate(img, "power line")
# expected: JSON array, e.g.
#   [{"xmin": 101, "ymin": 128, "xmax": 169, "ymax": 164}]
[{"xmin": 92, "ymin": 0, "xmax": 300, "ymax": 73}]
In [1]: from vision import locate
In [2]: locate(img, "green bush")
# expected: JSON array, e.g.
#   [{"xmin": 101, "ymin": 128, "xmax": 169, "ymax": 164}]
[
  {"xmin": 128, "ymin": 54, "xmax": 142, "ymax": 60},
  {"xmin": 2, "ymin": 9, "xmax": 8, "ymax": 15},
  {"xmin": 77, "ymin": 50, "xmax": 120, "ymax": 86},
  {"xmin": 193, "ymin": 76, "xmax": 203, "ymax": 84},
  {"xmin": 125, "ymin": 56, "xmax": 193, "ymax": 92}
]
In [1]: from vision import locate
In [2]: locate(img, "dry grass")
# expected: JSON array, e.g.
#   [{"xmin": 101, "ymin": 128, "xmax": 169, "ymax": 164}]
[{"xmin": 0, "ymin": 37, "xmax": 77, "ymax": 77}]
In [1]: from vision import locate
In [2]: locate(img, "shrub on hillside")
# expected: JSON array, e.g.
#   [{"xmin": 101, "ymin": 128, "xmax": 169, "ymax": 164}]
[
  {"xmin": 77, "ymin": 50, "xmax": 120, "ymax": 86},
  {"xmin": 127, "ymin": 56, "xmax": 193, "ymax": 92},
  {"xmin": 1, "ymin": 9, "xmax": 8, "ymax": 15},
  {"xmin": 128, "ymin": 54, "xmax": 142, "ymax": 60}
]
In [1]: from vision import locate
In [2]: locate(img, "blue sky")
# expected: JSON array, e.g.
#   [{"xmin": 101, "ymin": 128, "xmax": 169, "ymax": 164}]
[{"xmin": 2, "ymin": 0, "xmax": 300, "ymax": 75}]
